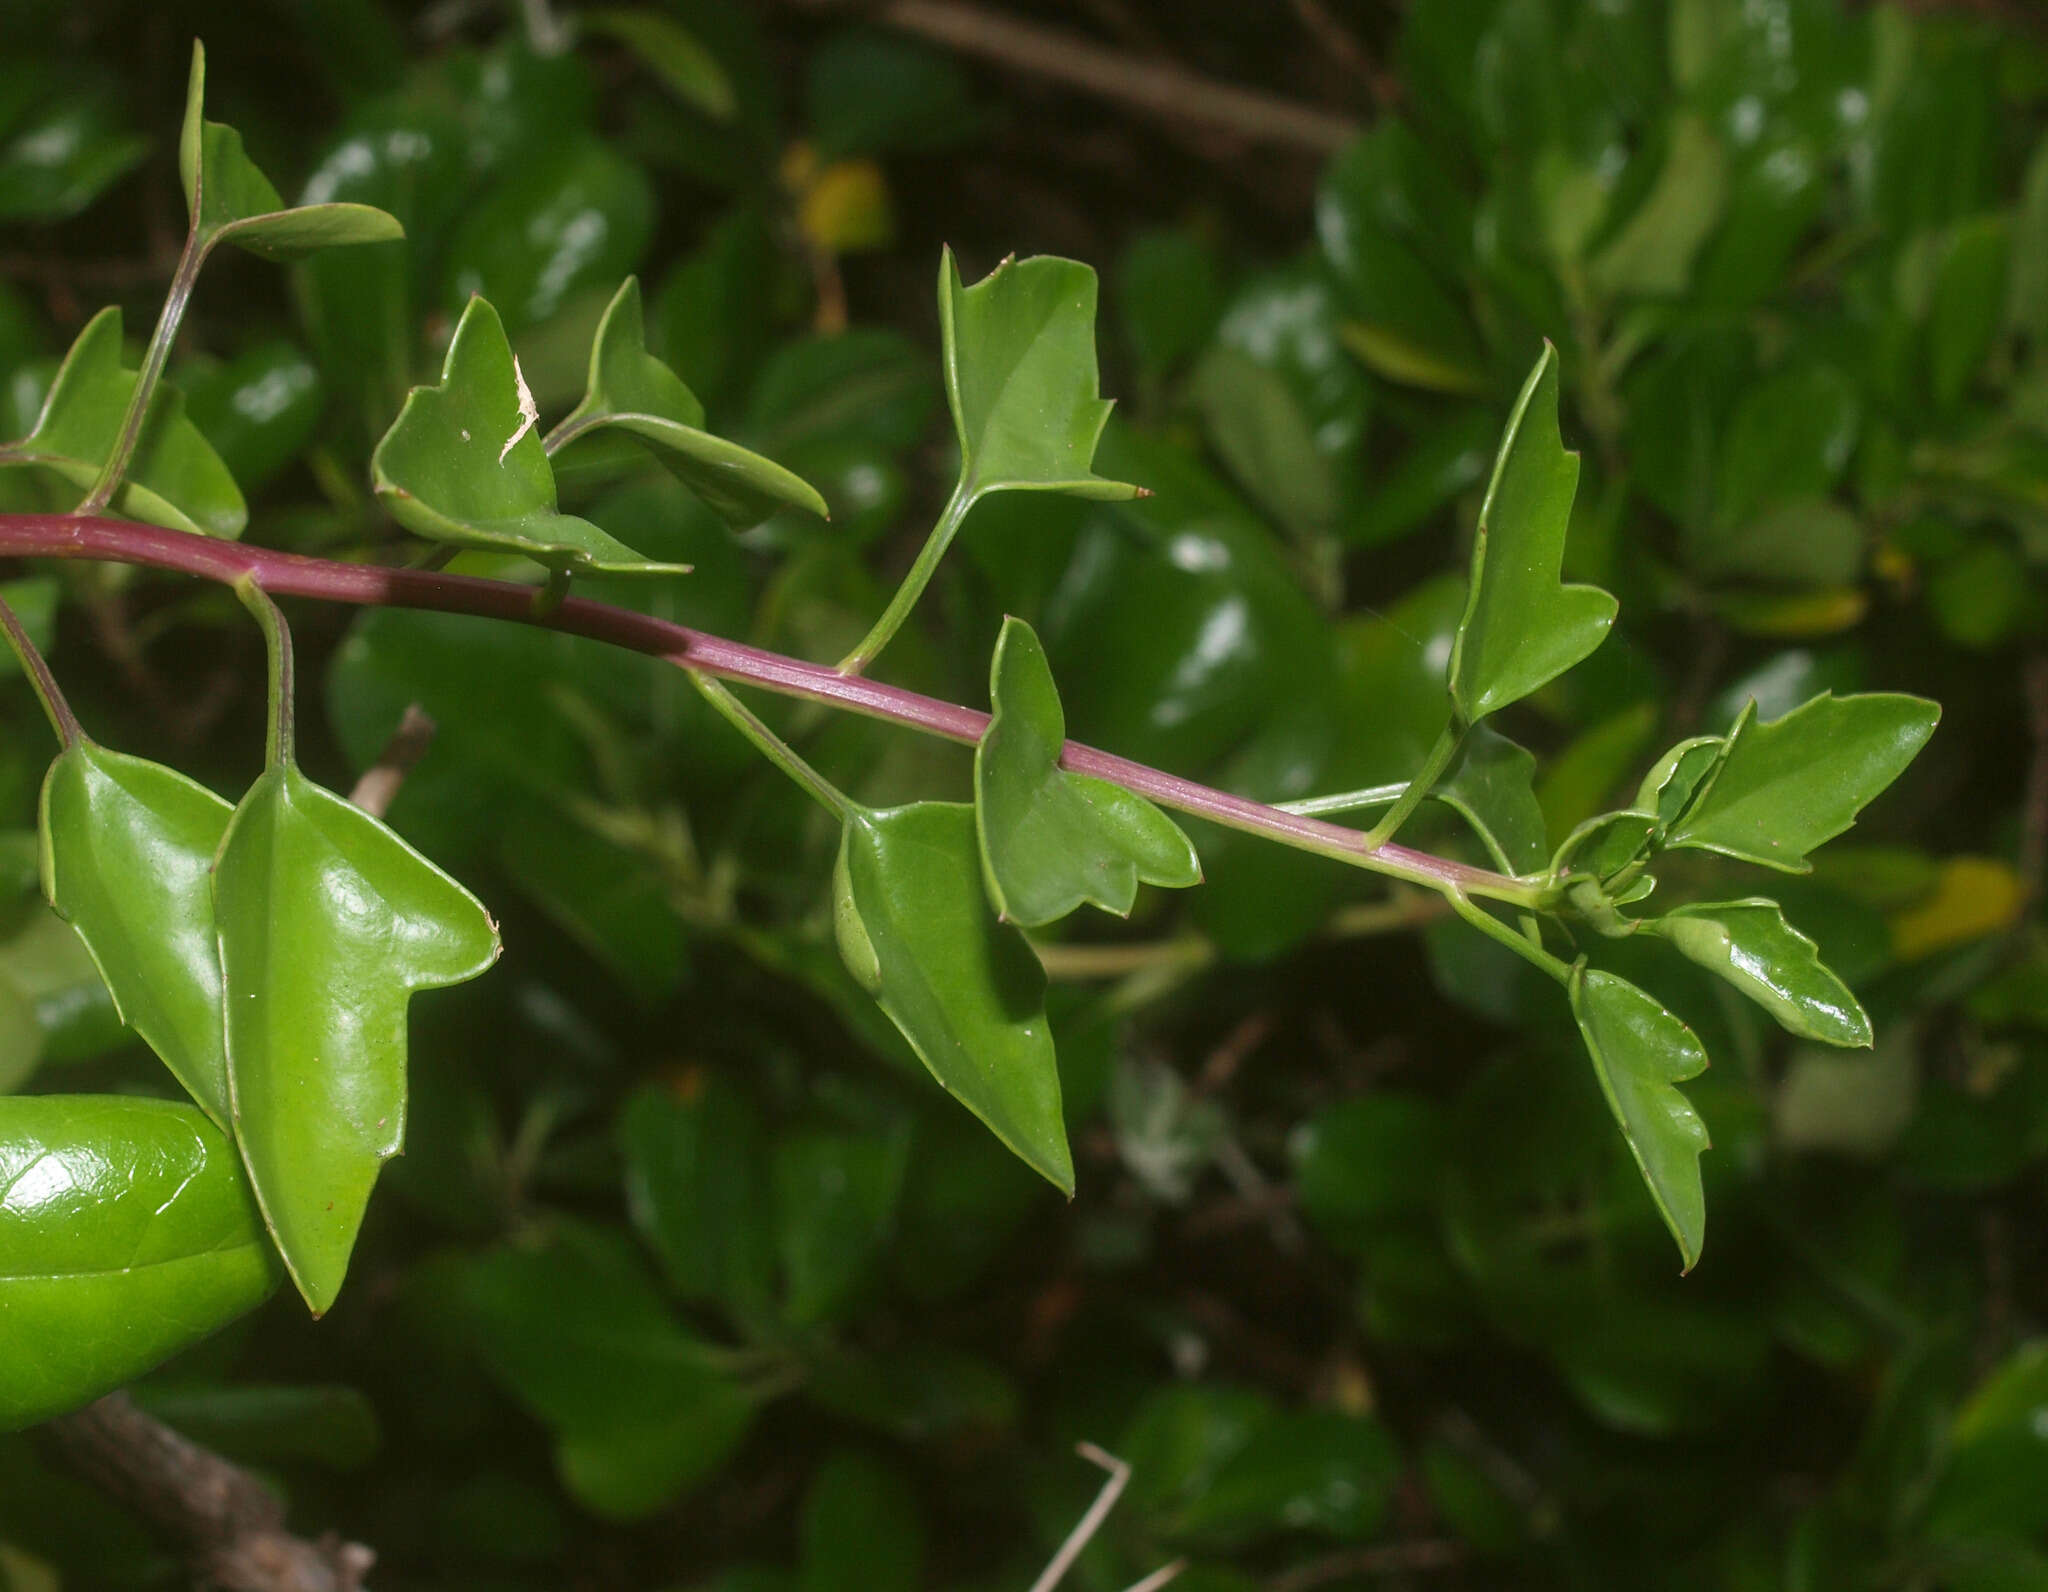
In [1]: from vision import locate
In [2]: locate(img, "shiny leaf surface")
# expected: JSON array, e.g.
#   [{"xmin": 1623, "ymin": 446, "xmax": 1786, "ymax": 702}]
[
  {"xmin": 0, "ymin": 307, "xmax": 245, "ymax": 538},
  {"xmin": 0, "ymin": 1095, "xmax": 281, "ymax": 1429},
  {"xmin": 1645, "ymin": 899, "xmax": 1871, "ymax": 1046},
  {"xmin": 1570, "ymin": 965, "xmax": 1711, "ymax": 1271},
  {"xmin": 555, "ymin": 277, "xmax": 826, "ymax": 526},
  {"xmin": 1665, "ymin": 694, "xmax": 1941, "ymax": 873},
  {"xmin": 372, "ymin": 296, "xmax": 688, "ymax": 576},
  {"xmin": 834, "ymin": 802, "xmax": 1070, "ymax": 1194},
  {"xmin": 975, "ymin": 617, "xmax": 1199, "ymax": 927},
  {"xmin": 39, "ymin": 743, "xmax": 232, "ymax": 1125},
  {"xmin": 217, "ymin": 764, "xmax": 499, "ymax": 1314},
  {"xmin": 1448, "ymin": 343, "xmax": 1616, "ymax": 723}
]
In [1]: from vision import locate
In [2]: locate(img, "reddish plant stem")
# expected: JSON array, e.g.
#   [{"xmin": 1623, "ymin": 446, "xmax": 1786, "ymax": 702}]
[{"xmin": 0, "ymin": 514, "xmax": 1539, "ymax": 906}]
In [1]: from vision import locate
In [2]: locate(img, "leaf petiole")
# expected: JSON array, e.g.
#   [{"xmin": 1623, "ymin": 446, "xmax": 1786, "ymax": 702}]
[
  {"xmin": 1444, "ymin": 887, "xmax": 1571, "ymax": 986},
  {"xmin": 837, "ymin": 477, "xmax": 973, "ymax": 675},
  {"xmin": 0, "ymin": 590, "xmax": 83, "ymax": 748},
  {"xmin": 1361, "ymin": 723, "xmax": 1463, "ymax": 849},
  {"xmin": 233, "ymin": 577, "xmax": 296, "ymax": 769},
  {"xmin": 689, "ymin": 672, "xmax": 853, "ymax": 819}
]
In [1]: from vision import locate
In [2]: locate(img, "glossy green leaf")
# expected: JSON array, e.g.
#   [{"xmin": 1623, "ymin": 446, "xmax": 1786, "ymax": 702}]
[
  {"xmin": 939, "ymin": 248, "xmax": 1140, "ymax": 506},
  {"xmin": 1569, "ymin": 965, "xmax": 1710, "ymax": 1271},
  {"xmin": 580, "ymin": 8, "xmax": 736, "ymax": 121},
  {"xmin": 1645, "ymin": 900, "xmax": 1870, "ymax": 1047},
  {"xmin": 39, "ymin": 742, "xmax": 232, "ymax": 1125},
  {"xmin": 1664, "ymin": 694, "xmax": 1941, "ymax": 873},
  {"xmin": 458, "ymin": 1227, "xmax": 756, "ymax": 1519},
  {"xmin": 1448, "ymin": 344, "xmax": 1616, "ymax": 723},
  {"xmin": 0, "ymin": 1095, "xmax": 282, "ymax": 1430},
  {"xmin": 975, "ymin": 617, "xmax": 1199, "ymax": 927},
  {"xmin": 372, "ymin": 296, "xmax": 689, "ymax": 576},
  {"xmin": 444, "ymin": 137, "xmax": 654, "ymax": 335},
  {"xmin": 554, "ymin": 278, "xmax": 826, "ymax": 527},
  {"xmin": 217, "ymin": 762, "xmax": 499, "ymax": 1314},
  {"xmin": 1436, "ymin": 725, "xmax": 1548, "ymax": 874},
  {"xmin": 834, "ymin": 802, "xmax": 1071, "ymax": 1194},
  {"xmin": 179, "ymin": 41, "xmax": 401, "ymax": 258},
  {"xmin": 0, "ymin": 307, "xmax": 245, "ymax": 538}
]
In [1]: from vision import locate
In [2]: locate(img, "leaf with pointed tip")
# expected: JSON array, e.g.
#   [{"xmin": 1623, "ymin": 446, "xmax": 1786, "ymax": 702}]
[
  {"xmin": 834, "ymin": 801, "xmax": 1071, "ymax": 1194},
  {"xmin": 975, "ymin": 617, "xmax": 1199, "ymax": 927},
  {"xmin": 179, "ymin": 41, "xmax": 401, "ymax": 259},
  {"xmin": 372, "ymin": 296, "xmax": 689, "ymax": 578},
  {"xmin": 556, "ymin": 278, "xmax": 827, "ymax": 528},
  {"xmin": 1570, "ymin": 965, "xmax": 1710, "ymax": 1272},
  {"xmin": 39, "ymin": 742, "xmax": 232, "ymax": 1126},
  {"xmin": 941, "ymin": 248, "xmax": 1141, "ymax": 506},
  {"xmin": 1663, "ymin": 693, "xmax": 1941, "ymax": 873},
  {"xmin": 0, "ymin": 306, "xmax": 245, "ymax": 538},
  {"xmin": 0, "ymin": 1095, "xmax": 282, "ymax": 1430},
  {"xmin": 1643, "ymin": 900, "xmax": 1871, "ymax": 1047},
  {"xmin": 1448, "ymin": 344, "xmax": 1616, "ymax": 723},
  {"xmin": 216, "ymin": 764, "xmax": 499, "ymax": 1315}
]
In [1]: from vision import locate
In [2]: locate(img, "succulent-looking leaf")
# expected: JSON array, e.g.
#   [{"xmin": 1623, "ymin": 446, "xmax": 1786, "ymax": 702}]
[
  {"xmin": 834, "ymin": 802, "xmax": 1072, "ymax": 1194},
  {"xmin": 217, "ymin": 764, "xmax": 499, "ymax": 1315},
  {"xmin": 1664, "ymin": 693, "xmax": 1941, "ymax": 873},
  {"xmin": 372, "ymin": 296, "xmax": 689, "ymax": 577},
  {"xmin": 0, "ymin": 306, "xmax": 245, "ymax": 538},
  {"xmin": 179, "ymin": 41, "xmax": 402, "ymax": 259},
  {"xmin": 1569, "ymin": 964, "xmax": 1710, "ymax": 1271},
  {"xmin": 0, "ymin": 1095, "xmax": 282, "ymax": 1430},
  {"xmin": 1448, "ymin": 343, "xmax": 1616, "ymax": 723},
  {"xmin": 39, "ymin": 742, "xmax": 233, "ymax": 1125},
  {"xmin": 975, "ymin": 616, "xmax": 1200, "ymax": 926},
  {"xmin": 555, "ymin": 278, "xmax": 827, "ymax": 527},
  {"xmin": 940, "ymin": 247, "xmax": 1141, "ymax": 505},
  {"xmin": 1645, "ymin": 900, "xmax": 1871, "ymax": 1047}
]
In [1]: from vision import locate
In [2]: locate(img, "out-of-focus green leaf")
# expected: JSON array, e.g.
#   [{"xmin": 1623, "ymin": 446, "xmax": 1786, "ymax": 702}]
[
  {"xmin": 798, "ymin": 1450, "xmax": 923, "ymax": 1592},
  {"xmin": 1644, "ymin": 900, "xmax": 1870, "ymax": 1046},
  {"xmin": 1189, "ymin": 344, "xmax": 1333, "ymax": 539},
  {"xmin": 581, "ymin": 8, "xmax": 736, "ymax": 121},
  {"xmin": 941, "ymin": 249, "xmax": 1141, "ymax": 507},
  {"xmin": 1711, "ymin": 360, "xmax": 1860, "ymax": 533},
  {"xmin": 1587, "ymin": 113, "xmax": 1727, "ymax": 297},
  {"xmin": 622, "ymin": 1076, "xmax": 774, "ymax": 1320},
  {"xmin": 774, "ymin": 1123, "xmax": 909, "ymax": 1326},
  {"xmin": 1664, "ymin": 694, "xmax": 1940, "ymax": 873},
  {"xmin": 1289, "ymin": 1093, "xmax": 1444, "ymax": 1247},
  {"xmin": 1928, "ymin": 215, "xmax": 2009, "ymax": 411},
  {"xmin": 834, "ymin": 802, "xmax": 1070, "ymax": 1194},
  {"xmin": 1570, "ymin": 964, "xmax": 1711, "ymax": 1271},
  {"xmin": 807, "ymin": 29, "xmax": 979, "ymax": 159},
  {"xmin": 747, "ymin": 328, "xmax": 937, "ymax": 456},
  {"xmin": 498, "ymin": 817, "xmax": 688, "ymax": 1009},
  {"xmin": 1117, "ymin": 228, "xmax": 1226, "ymax": 382},
  {"xmin": 0, "ymin": 307, "xmax": 245, "ymax": 538},
  {"xmin": 180, "ymin": 41, "xmax": 401, "ymax": 259},
  {"xmin": 181, "ymin": 341, "xmax": 324, "ymax": 496},
  {"xmin": 0, "ymin": 1095, "xmax": 281, "ymax": 1430},
  {"xmin": 217, "ymin": 756, "xmax": 499, "ymax": 1315},
  {"xmin": 39, "ymin": 742, "xmax": 232, "ymax": 1125},
  {"xmin": 975, "ymin": 617, "xmax": 1198, "ymax": 927},
  {"xmin": 458, "ymin": 1227, "xmax": 756, "ymax": 1519},
  {"xmin": 1168, "ymin": 1409, "xmax": 1401, "ymax": 1545},
  {"xmin": 445, "ymin": 137, "xmax": 654, "ymax": 334},
  {"xmin": 0, "ymin": 65, "xmax": 145, "ymax": 223},
  {"xmin": 134, "ymin": 1385, "xmax": 381, "ymax": 1473},
  {"xmin": 1348, "ymin": 406, "xmax": 1493, "ymax": 548},
  {"xmin": 1449, "ymin": 343, "xmax": 1615, "ymax": 722},
  {"xmin": 373, "ymin": 296, "xmax": 688, "ymax": 576},
  {"xmin": 553, "ymin": 277, "xmax": 826, "ymax": 527}
]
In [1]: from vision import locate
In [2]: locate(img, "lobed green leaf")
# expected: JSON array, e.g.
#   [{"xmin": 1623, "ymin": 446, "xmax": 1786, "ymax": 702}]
[
  {"xmin": 975, "ymin": 616, "xmax": 1200, "ymax": 926},
  {"xmin": 1645, "ymin": 899, "xmax": 1871, "ymax": 1047},
  {"xmin": 1569, "ymin": 964, "xmax": 1711, "ymax": 1271},
  {"xmin": 834, "ymin": 802, "xmax": 1071, "ymax": 1194},
  {"xmin": 216, "ymin": 765, "xmax": 499, "ymax": 1315},
  {"xmin": 1448, "ymin": 343, "xmax": 1616, "ymax": 723}
]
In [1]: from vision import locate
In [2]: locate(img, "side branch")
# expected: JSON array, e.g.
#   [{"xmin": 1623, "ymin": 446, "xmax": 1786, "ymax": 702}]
[
  {"xmin": 41, "ymin": 1393, "xmax": 374, "ymax": 1592},
  {"xmin": 0, "ymin": 514, "xmax": 1539, "ymax": 906}
]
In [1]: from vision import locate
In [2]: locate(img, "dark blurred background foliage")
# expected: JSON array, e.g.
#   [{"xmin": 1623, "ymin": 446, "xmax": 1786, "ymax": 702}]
[{"xmin": 5, "ymin": 0, "xmax": 2048, "ymax": 1587}]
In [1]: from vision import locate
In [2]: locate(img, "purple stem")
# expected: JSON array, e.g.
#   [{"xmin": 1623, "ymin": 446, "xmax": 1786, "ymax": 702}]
[{"xmin": 0, "ymin": 514, "xmax": 1539, "ymax": 905}]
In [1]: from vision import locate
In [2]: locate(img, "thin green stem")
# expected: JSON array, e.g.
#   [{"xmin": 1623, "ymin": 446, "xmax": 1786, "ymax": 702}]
[
  {"xmin": 689, "ymin": 672, "xmax": 853, "ymax": 820},
  {"xmin": 1361, "ymin": 724, "xmax": 1462, "ymax": 850},
  {"xmin": 1444, "ymin": 888, "xmax": 1570, "ymax": 986},
  {"xmin": 1278, "ymin": 781, "xmax": 1407, "ymax": 818},
  {"xmin": 0, "ymin": 592, "xmax": 82, "ymax": 748},
  {"xmin": 233, "ymin": 577, "xmax": 295, "ymax": 768},
  {"xmin": 80, "ymin": 225, "xmax": 210, "ymax": 516},
  {"xmin": 837, "ymin": 478, "xmax": 974, "ymax": 675}
]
